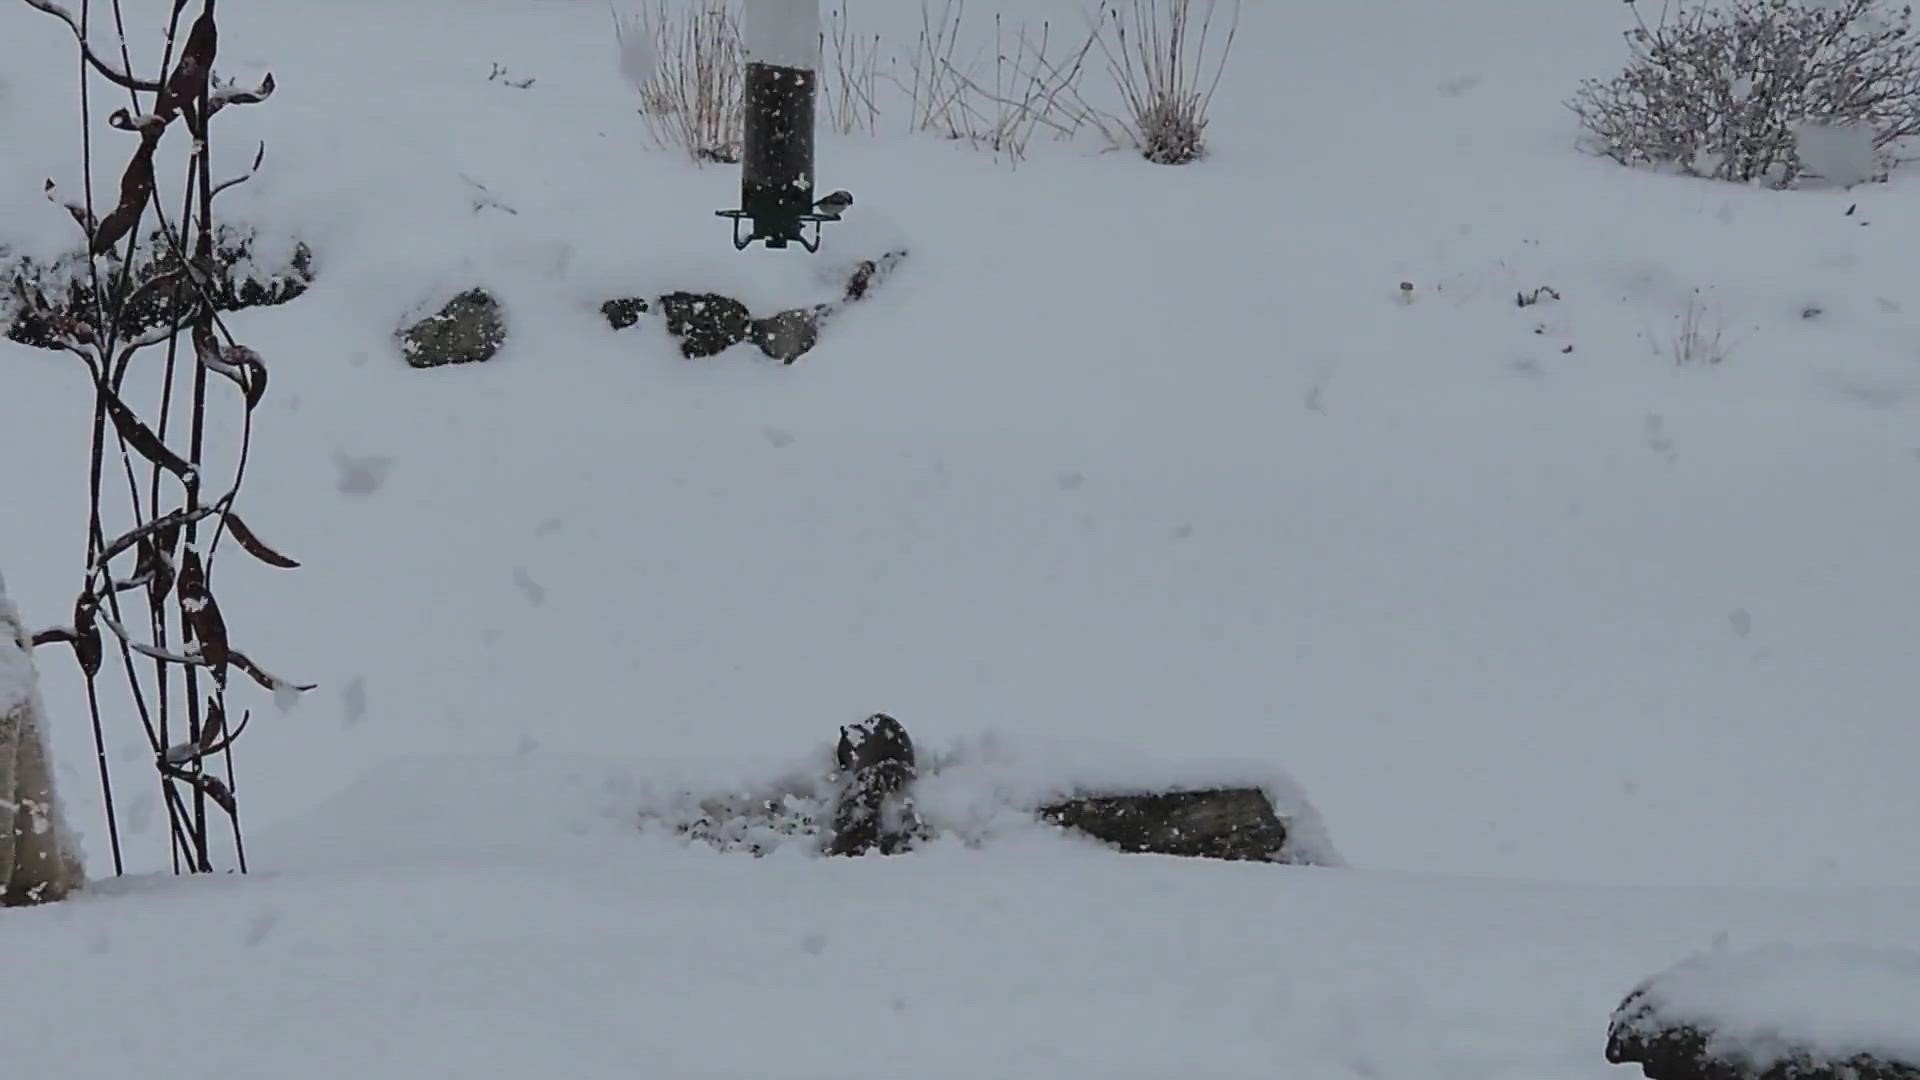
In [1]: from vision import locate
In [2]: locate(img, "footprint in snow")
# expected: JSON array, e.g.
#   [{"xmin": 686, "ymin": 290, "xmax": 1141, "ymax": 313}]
[
  {"xmin": 244, "ymin": 909, "xmax": 281, "ymax": 948},
  {"xmin": 1644, "ymin": 414, "xmax": 1678, "ymax": 463},
  {"xmin": 341, "ymin": 676, "xmax": 368, "ymax": 728},
  {"xmin": 1816, "ymin": 372, "xmax": 1919, "ymax": 410},
  {"xmin": 333, "ymin": 451, "xmax": 395, "ymax": 497},
  {"xmin": 512, "ymin": 566, "xmax": 547, "ymax": 607}
]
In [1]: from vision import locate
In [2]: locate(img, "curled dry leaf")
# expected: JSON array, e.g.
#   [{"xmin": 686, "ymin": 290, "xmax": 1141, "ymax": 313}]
[
  {"xmin": 107, "ymin": 108, "xmax": 170, "ymax": 135},
  {"xmin": 159, "ymin": 11, "xmax": 217, "ymax": 120},
  {"xmin": 198, "ymin": 774, "xmax": 237, "ymax": 817},
  {"xmin": 97, "ymin": 612, "xmax": 207, "ymax": 667},
  {"xmin": 176, "ymin": 550, "xmax": 230, "ymax": 683},
  {"xmin": 229, "ymin": 344, "xmax": 269, "ymax": 410},
  {"xmin": 229, "ymin": 649, "xmax": 317, "ymax": 695},
  {"xmin": 209, "ymin": 73, "xmax": 276, "ymax": 118},
  {"xmin": 159, "ymin": 764, "xmax": 238, "ymax": 817},
  {"xmin": 222, "ymin": 511, "xmax": 300, "ymax": 569},
  {"xmin": 192, "ymin": 319, "xmax": 247, "ymax": 390},
  {"xmin": 30, "ymin": 627, "xmax": 77, "ymax": 648},
  {"xmin": 92, "ymin": 138, "xmax": 158, "ymax": 256},
  {"xmin": 102, "ymin": 385, "xmax": 195, "ymax": 479},
  {"xmin": 72, "ymin": 592, "xmax": 103, "ymax": 677},
  {"xmin": 200, "ymin": 699, "xmax": 228, "ymax": 749},
  {"xmin": 199, "ymin": 707, "xmax": 252, "ymax": 758}
]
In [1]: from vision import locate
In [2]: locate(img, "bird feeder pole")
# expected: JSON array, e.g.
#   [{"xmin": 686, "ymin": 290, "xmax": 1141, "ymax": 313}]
[{"xmin": 718, "ymin": 0, "xmax": 843, "ymax": 252}]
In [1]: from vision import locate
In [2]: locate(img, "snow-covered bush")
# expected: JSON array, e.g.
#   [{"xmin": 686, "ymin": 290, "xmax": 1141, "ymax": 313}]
[
  {"xmin": 1089, "ymin": 0, "xmax": 1240, "ymax": 165},
  {"xmin": 1570, "ymin": 0, "xmax": 1920, "ymax": 188}
]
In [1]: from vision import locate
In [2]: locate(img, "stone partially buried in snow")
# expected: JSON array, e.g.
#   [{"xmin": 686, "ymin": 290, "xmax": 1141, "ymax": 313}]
[
  {"xmin": 600, "ymin": 296, "xmax": 649, "ymax": 331},
  {"xmin": 659, "ymin": 291, "xmax": 751, "ymax": 358},
  {"xmin": 750, "ymin": 307, "xmax": 823, "ymax": 364},
  {"xmin": 1606, "ymin": 943, "xmax": 1920, "ymax": 1080},
  {"xmin": 399, "ymin": 288, "xmax": 506, "ymax": 368},
  {"xmin": 916, "ymin": 731, "xmax": 1344, "ymax": 867},
  {"xmin": 1040, "ymin": 788, "xmax": 1290, "ymax": 862}
]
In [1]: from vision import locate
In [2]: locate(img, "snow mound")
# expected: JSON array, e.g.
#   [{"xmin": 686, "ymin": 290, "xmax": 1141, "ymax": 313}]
[
  {"xmin": 643, "ymin": 729, "xmax": 1342, "ymax": 865},
  {"xmin": 1611, "ymin": 943, "xmax": 1920, "ymax": 1070}
]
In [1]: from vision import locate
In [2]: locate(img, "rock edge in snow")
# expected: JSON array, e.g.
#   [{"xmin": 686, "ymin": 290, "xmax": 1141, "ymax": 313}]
[{"xmin": 1607, "ymin": 943, "xmax": 1920, "ymax": 1080}]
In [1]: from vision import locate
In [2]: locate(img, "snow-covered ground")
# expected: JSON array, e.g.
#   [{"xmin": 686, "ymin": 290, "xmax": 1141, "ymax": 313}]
[{"xmin": 3, "ymin": 0, "xmax": 1919, "ymax": 1075}]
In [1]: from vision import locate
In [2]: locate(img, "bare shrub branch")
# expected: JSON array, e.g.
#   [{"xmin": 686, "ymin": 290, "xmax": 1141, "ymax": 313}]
[
  {"xmin": 617, "ymin": 0, "xmax": 745, "ymax": 164},
  {"xmin": 1087, "ymin": 0, "xmax": 1239, "ymax": 165},
  {"xmin": 821, "ymin": 2, "xmax": 884, "ymax": 136},
  {"xmin": 887, "ymin": 1, "xmax": 1103, "ymax": 166},
  {"xmin": 1671, "ymin": 289, "xmax": 1734, "ymax": 365}
]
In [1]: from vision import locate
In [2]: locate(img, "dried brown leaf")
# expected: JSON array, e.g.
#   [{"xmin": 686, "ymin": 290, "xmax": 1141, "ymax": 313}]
[
  {"xmin": 160, "ymin": 12, "xmax": 217, "ymax": 118},
  {"xmin": 222, "ymin": 511, "xmax": 300, "ymax": 568},
  {"xmin": 228, "ymin": 344, "xmax": 268, "ymax": 410},
  {"xmin": 229, "ymin": 650, "xmax": 317, "ymax": 695},
  {"xmin": 176, "ymin": 549, "xmax": 229, "ymax": 683},
  {"xmin": 199, "ymin": 699, "xmax": 227, "ymax": 751},
  {"xmin": 209, "ymin": 74, "xmax": 275, "ymax": 117},
  {"xmin": 72, "ymin": 593, "xmax": 102, "ymax": 677},
  {"xmin": 198, "ymin": 774, "xmax": 237, "ymax": 816},
  {"xmin": 102, "ymin": 385, "xmax": 194, "ymax": 479},
  {"xmin": 91, "ymin": 139, "xmax": 157, "ymax": 256}
]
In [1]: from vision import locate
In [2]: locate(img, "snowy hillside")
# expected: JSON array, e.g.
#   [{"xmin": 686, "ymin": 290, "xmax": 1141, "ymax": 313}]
[{"xmin": 3, "ymin": 0, "xmax": 1919, "ymax": 1075}]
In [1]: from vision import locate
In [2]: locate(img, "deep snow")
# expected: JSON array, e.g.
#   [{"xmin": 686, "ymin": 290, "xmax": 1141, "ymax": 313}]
[{"xmin": 2, "ymin": 0, "xmax": 1919, "ymax": 1074}]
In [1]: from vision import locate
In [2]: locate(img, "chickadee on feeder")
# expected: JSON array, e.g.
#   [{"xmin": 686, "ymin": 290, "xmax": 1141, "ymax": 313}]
[
  {"xmin": 812, "ymin": 189, "xmax": 853, "ymax": 220},
  {"xmin": 715, "ymin": 0, "xmax": 848, "ymax": 253}
]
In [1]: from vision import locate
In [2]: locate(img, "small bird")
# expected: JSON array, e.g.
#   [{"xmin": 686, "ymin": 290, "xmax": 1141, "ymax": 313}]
[{"xmin": 813, "ymin": 189, "xmax": 853, "ymax": 219}]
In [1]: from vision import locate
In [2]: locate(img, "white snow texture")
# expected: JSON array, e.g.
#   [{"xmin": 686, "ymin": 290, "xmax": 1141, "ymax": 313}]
[{"xmin": 0, "ymin": 0, "xmax": 1917, "ymax": 1074}]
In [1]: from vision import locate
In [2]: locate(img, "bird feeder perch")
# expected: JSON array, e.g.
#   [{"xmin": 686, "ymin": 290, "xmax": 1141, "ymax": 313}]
[{"xmin": 717, "ymin": 0, "xmax": 844, "ymax": 252}]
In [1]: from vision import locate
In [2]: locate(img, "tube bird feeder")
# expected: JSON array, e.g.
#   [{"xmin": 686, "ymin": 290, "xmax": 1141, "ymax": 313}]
[{"xmin": 717, "ymin": 0, "xmax": 841, "ymax": 252}]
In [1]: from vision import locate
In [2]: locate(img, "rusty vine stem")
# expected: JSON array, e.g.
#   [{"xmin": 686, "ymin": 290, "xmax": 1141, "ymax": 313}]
[
  {"xmin": 111, "ymin": 0, "xmax": 193, "ymax": 876},
  {"xmin": 22, "ymin": 0, "xmax": 303, "ymax": 878},
  {"xmin": 74, "ymin": 0, "xmax": 127, "ymax": 878}
]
